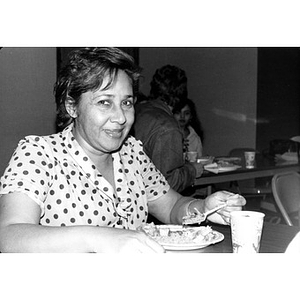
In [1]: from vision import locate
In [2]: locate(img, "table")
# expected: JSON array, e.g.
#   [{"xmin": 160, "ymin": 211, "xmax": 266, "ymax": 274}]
[
  {"xmin": 194, "ymin": 155, "xmax": 300, "ymax": 186},
  {"xmin": 178, "ymin": 222, "xmax": 300, "ymax": 253}
]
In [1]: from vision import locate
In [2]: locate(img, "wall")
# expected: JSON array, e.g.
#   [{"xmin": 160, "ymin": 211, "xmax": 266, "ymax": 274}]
[
  {"xmin": 139, "ymin": 47, "xmax": 258, "ymax": 157},
  {"xmin": 256, "ymin": 48, "xmax": 300, "ymax": 152},
  {"xmin": 0, "ymin": 47, "xmax": 259, "ymax": 176},
  {"xmin": 0, "ymin": 47, "xmax": 57, "ymax": 175}
]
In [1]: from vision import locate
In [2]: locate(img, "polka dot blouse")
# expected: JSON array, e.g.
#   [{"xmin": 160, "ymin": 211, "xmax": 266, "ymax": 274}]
[{"xmin": 0, "ymin": 124, "xmax": 170, "ymax": 230}]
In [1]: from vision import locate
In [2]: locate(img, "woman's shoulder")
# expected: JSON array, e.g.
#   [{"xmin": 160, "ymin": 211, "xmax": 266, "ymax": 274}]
[
  {"xmin": 19, "ymin": 125, "xmax": 71, "ymax": 148},
  {"xmin": 122, "ymin": 136, "xmax": 144, "ymax": 152},
  {"xmin": 18, "ymin": 131, "xmax": 60, "ymax": 148},
  {"xmin": 14, "ymin": 130, "xmax": 67, "ymax": 163},
  {"xmin": 188, "ymin": 126, "xmax": 201, "ymax": 139}
]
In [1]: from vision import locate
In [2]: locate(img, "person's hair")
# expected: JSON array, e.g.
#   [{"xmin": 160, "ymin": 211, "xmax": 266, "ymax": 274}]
[
  {"xmin": 149, "ymin": 65, "xmax": 188, "ymax": 108},
  {"xmin": 54, "ymin": 47, "xmax": 141, "ymax": 130},
  {"xmin": 172, "ymin": 98, "xmax": 204, "ymax": 142}
]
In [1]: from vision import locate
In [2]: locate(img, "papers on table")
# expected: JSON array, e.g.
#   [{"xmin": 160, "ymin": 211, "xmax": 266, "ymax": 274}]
[
  {"xmin": 275, "ymin": 152, "xmax": 298, "ymax": 162},
  {"xmin": 204, "ymin": 163, "xmax": 241, "ymax": 174}
]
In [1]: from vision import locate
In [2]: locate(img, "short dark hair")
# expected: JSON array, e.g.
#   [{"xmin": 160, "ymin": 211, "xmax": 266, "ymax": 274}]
[
  {"xmin": 54, "ymin": 47, "xmax": 141, "ymax": 130},
  {"xmin": 149, "ymin": 65, "xmax": 188, "ymax": 107}
]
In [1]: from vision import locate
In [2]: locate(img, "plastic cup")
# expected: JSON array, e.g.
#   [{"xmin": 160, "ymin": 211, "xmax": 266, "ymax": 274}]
[
  {"xmin": 230, "ymin": 211, "xmax": 265, "ymax": 253},
  {"xmin": 244, "ymin": 151, "xmax": 256, "ymax": 169},
  {"xmin": 186, "ymin": 151, "xmax": 198, "ymax": 162}
]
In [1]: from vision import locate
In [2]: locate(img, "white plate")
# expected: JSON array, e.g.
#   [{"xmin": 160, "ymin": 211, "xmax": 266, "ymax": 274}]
[
  {"xmin": 205, "ymin": 165, "xmax": 241, "ymax": 173},
  {"xmin": 162, "ymin": 232, "xmax": 224, "ymax": 250},
  {"xmin": 144, "ymin": 225, "xmax": 224, "ymax": 251},
  {"xmin": 217, "ymin": 165, "xmax": 241, "ymax": 172}
]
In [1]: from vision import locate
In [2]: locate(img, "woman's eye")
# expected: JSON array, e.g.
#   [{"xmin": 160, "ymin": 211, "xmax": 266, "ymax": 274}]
[
  {"xmin": 122, "ymin": 100, "xmax": 134, "ymax": 108},
  {"xmin": 97, "ymin": 100, "xmax": 111, "ymax": 107}
]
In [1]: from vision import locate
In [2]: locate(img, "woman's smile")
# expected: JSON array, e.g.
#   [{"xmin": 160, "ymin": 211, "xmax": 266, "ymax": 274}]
[{"xmin": 104, "ymin": 128, "xmax": 124, "ymax": 139}]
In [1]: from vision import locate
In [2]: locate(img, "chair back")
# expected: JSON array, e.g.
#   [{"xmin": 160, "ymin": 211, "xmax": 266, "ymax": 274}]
[
  {"xmin": 271, "ymin": 171, "xmax": 300, "ymax": 226},
  {"xmin": 291, "ymin": 136, "xmax": 300, "ymax": 143}
]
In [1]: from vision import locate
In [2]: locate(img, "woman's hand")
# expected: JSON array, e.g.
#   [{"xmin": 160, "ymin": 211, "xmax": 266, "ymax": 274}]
[
  {"xmin": 203, "ymin": 191, "xmax": 246, "ymax": 225},
  {"xmin": 190, "ymin": 161, "xmax": 204, "ymax": 178}
]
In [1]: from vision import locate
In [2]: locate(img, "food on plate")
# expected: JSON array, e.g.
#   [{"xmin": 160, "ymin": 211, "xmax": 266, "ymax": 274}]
[
  {"xmin": 215, "ymin": 157, "xmax": 241, "ymax": 167},
  {"xmin": 182, "ymin": 207, "xmax": 205, "ymax": 225},
  {"xmin": 216, "ymin": 157, "xmax": 241, "ymax": 163},
  {"xmin": 140, "ymin": 223, "xmax": 217, "ymax": 245},
  {"xmin": 216, "ymin": 161, "xmax": 239, "ymax": 168}
]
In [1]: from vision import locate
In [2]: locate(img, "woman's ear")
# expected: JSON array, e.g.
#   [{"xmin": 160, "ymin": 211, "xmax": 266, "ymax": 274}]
[{"xmin": 65, "ymin": 97, "xmax": 78, "ymax": 118}]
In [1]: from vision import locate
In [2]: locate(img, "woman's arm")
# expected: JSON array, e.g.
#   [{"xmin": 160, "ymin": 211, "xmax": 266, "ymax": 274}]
[
  {"xmin": 0, "ymin": 192, "xmax": 164, "ymax": 253},
  {"xmin": 148, "ymin": 189, "xmax": 197, "ymax": 224},
  {"xmin": 148, "ymin": 189, "xmax": 246, "ymax": 225}
]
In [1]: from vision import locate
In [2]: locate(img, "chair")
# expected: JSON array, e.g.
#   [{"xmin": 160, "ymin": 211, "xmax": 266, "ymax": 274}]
[
  {"xmin": 271, "ymin": 171, "xmax": 300, "ymax": 226},
  {"xmin": 291, "ymin": 136, "xmax": 300, "ymax": 143}
]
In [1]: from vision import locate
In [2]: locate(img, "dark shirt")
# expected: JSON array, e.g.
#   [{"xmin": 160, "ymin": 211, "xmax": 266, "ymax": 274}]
[{"xmin": 133, "ymin": 99, "xmax": 196, "ymax": 193}]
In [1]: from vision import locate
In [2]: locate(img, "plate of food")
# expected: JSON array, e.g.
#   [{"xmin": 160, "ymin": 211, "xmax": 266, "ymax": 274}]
[
  {"xmin": 216, "ymin": 156, "xmax": 241, "ymax": 163},
  {"xmin": 218, "ymin": 164, "xmax": 241, "ymax": 172},
  {"xmin": 140, "ymin": 223, "xmax": 224, "ymax": 250},
  {"xmin": 204, "ymin": 162, "xmax": 241, "ymax": 173}
]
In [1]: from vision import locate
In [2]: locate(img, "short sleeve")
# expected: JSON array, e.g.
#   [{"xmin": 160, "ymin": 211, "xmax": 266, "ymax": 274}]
[
  {"xmin": 0, "ymin": 136, "xmax": 55, "ymax": 214},
  {"xmin": 128, "ymin": 137, "xmax": 170, "ymax": 202}
]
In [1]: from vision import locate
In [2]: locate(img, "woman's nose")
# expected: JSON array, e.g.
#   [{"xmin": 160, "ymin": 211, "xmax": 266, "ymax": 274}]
[{"xmin": 110, "ymin": 105, "xmax": 126, "ymax": 124}]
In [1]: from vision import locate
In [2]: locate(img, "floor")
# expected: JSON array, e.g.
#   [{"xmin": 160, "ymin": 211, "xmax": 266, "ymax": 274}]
[{"xmin": 243, "ymin": 193, "xmax": 284, "ymax": 225}]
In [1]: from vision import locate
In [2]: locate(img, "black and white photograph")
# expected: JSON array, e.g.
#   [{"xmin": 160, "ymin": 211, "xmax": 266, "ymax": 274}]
[{"xmin": 1, "ymin": 1, "xmax": 299, "ymax": 299}]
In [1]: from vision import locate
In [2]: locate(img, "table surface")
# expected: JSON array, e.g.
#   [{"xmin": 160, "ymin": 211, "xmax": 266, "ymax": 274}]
[
  {"xmin": 194, "ymin": 155, "xmax": 300, "ymax": 186},
  {"xmin": 168, "ymin": 222, "xmax": 300, "ymax": 253}
]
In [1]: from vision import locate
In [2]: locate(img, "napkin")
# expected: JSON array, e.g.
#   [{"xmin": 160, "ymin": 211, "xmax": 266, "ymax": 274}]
[
  {"xmin": 204, "ymin": 163, "xmax": 219, "ymax": 174},
  {"xmin": 275, "ymin": 152, "xmax": 298, "ymax": 162}
]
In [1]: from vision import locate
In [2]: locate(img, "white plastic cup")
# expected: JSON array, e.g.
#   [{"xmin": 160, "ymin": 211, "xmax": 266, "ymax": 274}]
[
  {"xmin": 230, "ymin": 211, "xmax": 265, "ymax": 253},
  {"xmin": 186, "ymin": 151, "xmax": 198, "ymax": 162},
  {"xmin": 244, "ymin": 151, "xmax": 256, "ymax": 169}
]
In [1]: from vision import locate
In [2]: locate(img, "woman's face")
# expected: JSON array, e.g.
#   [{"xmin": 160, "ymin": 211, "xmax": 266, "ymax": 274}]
[
  {"xmin": 173, "ymin": 104, "xmax": 192, "ymax": 129},
  {"xmin": 70, "ymin": 70, "xmax": 135, "ymax": 155}
]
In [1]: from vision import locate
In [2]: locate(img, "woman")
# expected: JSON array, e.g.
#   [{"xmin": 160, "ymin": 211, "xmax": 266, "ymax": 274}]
[
  {"xmin": 0, "ymin": 48, "xmax": 245, "ymax": 253},
  {"xmin": 173, "ymin": 98, "xmax": 204, "ymax": 159}
]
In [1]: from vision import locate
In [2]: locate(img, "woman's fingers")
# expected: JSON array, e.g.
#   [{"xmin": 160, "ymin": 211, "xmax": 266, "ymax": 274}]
[
  {"xmin": 226, "ymin": 194, "xmax": 246, "ymax": 206},
  {"xmin": 131, "ymin": 232, "xmax": 165, "ymax": 253}
]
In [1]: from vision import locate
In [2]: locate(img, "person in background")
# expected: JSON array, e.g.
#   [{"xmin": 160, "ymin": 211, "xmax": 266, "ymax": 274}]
[
  {"xmin": 173, "ymin": 98, "xmax": 204, "ymax": 160},
  {"xmin": 133, "ymin": 65, "xmax": 203, "ymax": 193},
  {"xmin": 0, "ymin": 48, "xmax": 246, "ymax": 253}
]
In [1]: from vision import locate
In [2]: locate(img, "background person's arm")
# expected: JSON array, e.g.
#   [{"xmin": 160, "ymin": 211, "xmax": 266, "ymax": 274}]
[{"xmin": 148, "ymin": 130, "xmax": 198, "ymax": 192}]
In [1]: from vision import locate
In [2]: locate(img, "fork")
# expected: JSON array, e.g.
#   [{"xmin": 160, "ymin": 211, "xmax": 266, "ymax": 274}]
[{"xmin": 182, "ymin": 203, "xmax": 227, "ymax": 225}]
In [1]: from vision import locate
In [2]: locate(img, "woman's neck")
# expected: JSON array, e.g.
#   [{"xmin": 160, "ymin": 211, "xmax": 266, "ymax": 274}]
[{"xmin": 182, "ymin": 126, "xmax": 190, "ymax": 139}]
